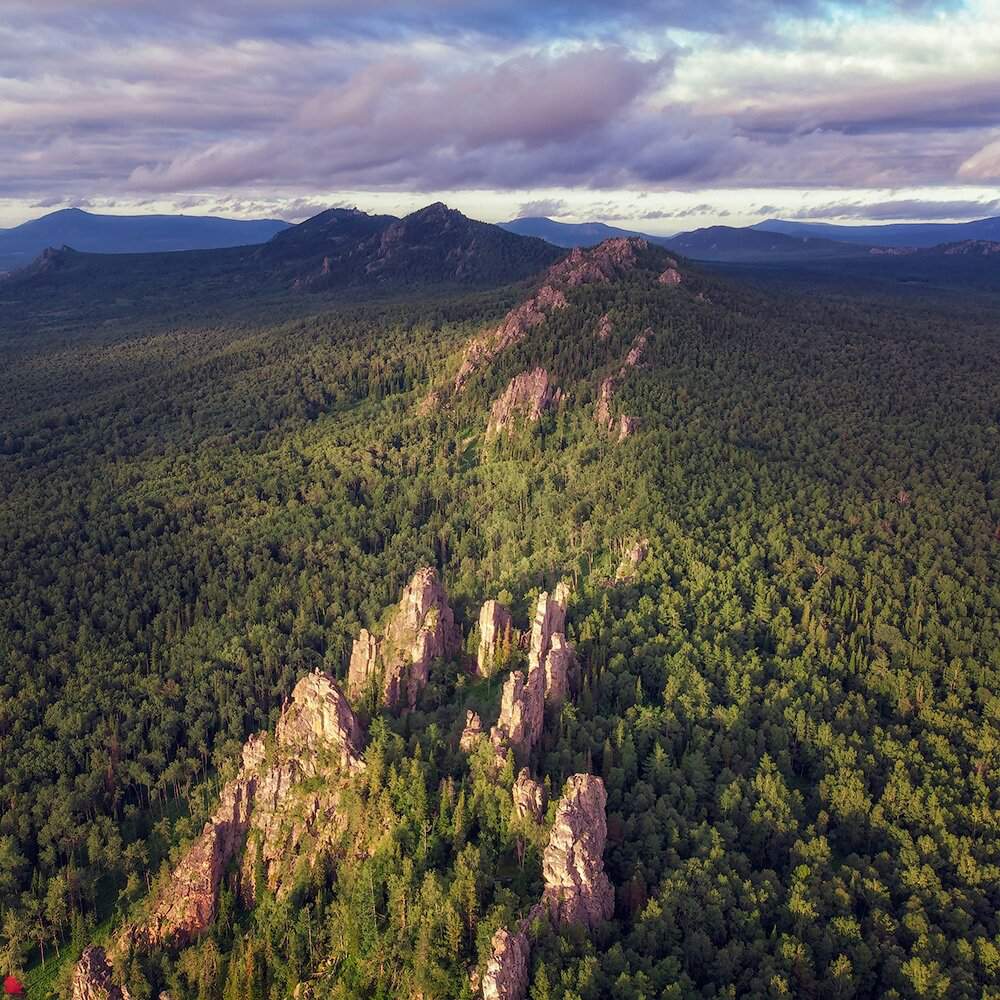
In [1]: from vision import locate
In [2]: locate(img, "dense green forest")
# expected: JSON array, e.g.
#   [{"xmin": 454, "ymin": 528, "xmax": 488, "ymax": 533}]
[{"xmin": 2, "ymin": 249, "xmax": 1000, "ymax": 1000}]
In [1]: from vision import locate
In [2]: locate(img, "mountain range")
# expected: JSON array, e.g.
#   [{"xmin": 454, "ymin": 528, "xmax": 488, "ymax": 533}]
[{"xmin": 0, "ymin": 207, "xmax": 291, "ymax": 272}]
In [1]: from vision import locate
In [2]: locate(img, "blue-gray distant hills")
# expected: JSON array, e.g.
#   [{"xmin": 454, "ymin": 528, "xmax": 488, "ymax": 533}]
[
  {"xmin": 0, "ymin": 207, "xmax": 291, "ymax": 271},
  {"xmin": 502, "ymin": 214, "xmax": 1000, "ymax": 260}
]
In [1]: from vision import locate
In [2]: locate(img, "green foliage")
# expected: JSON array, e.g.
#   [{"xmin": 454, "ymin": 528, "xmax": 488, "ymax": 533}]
[{"xmin": 1, "ymin": 259, "xmax": 999, "ymax": 998}]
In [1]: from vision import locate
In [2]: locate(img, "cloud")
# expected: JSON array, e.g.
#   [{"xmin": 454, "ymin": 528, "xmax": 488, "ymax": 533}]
[
  {"xmin": 959, "ymin": 137, "xmax": 1000, "ymax": 180},
  {"xmin": 785, "ymin": 197, "xmax": 1000, "ymax": 220},
  {"xmin": 515, "ymin": 198, "xmax": 570, "ymax": 219}
]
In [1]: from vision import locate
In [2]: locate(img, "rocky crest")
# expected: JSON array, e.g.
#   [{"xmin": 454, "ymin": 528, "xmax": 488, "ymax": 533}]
[
  {"xmin": 540, "ymin": 774, "xmax": 614, "ymax": 928},
  {"xmin": 459, "ymin": 710, "xmax": 484, "ymax": 752},
  {"xmin": 594, "ymin": 329, "xmax": 649, "ymax": 440},
  {"xmin": 72, "ymin": 946, "xmax": 131, "ymax": 1000},
  {"xmin": 486, "ymin": 368, "xmax": 562, "ymax": 437},
  {"xmin": 347, "ymin": 567, "xmax": 460, "ymax": 711},
  {"xmin": 481, "ymin": 927, "xmax": 530, "ymax": 1000},
  {"xmin": 116, "ymin": 674, "xmax": 365, "ymax": 954},
  {"xmin": 477, "ymin": 599, "xmax": 513, "ymax": 677},
  {"xmin": 512, "ymin": 768, "xmax": 545, "ymax": 823},
  {"xmin": 453, "ymin": 238, "xmax": 648, "ymax": 394}
]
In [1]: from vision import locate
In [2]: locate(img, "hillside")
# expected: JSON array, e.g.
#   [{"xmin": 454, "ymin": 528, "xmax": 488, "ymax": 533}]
[
  {"xmin": 2, "ymin": 232, "xmax": 999, "ymax": 1000},
  {"xmin": 0, "ymin": 208, "xmax": 290, "ymax": 273}
]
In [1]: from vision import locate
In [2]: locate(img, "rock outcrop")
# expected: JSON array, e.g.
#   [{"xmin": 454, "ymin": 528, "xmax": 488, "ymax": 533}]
[
  {"xmin": 459, "ymin": 710, "xmax": 484, "ymax": 752},
  {"xmin": 529, "ymin": 585, "xmax": 573, "ymax": 706},
  {"xmin": 615, "ymin": 538, "xmax": 650, "ymax": 582},
  {"xmin": 658, "ymin": 259, "xmax": 682, "ymax": 285},
  {"xmin": 481, "ymin": 927, "xmax": 530, "ymax": 1000},
  {"xmin": 486, "ymin": 369, "xmax": 562, "ymax": 438},
  {"xmin": 347, "ymin": 567, "xmax": 461, "ymax": 711},
  {"xmin": 512, "ymin": 768, "xmax": 545, "ymax": 823},
  {"xmin": 72, "ymin": 946, "xmax": 131, "ymax": 1000},
  {"xmin": 594, "ymin": 329, "xmax": 649, "ymax": 440},
  {"xmin": 540, "ymin": 775, "xmax": 614, "ymax": 928},
  {"xmin": 477, "ymin": 599, "xmax": 513, "ymax": 677},
  {"xmin": 454, "ymin": 238, "xmax": 648, "ymax": 394},
  {"xmin": 596, "ymin": 312, "xmax": 613, "ymax": 341},
  {"xmin": 115, "ymin": 673, "xmax": 365, "ymax": 954},
  {"xmin": 490, "ymin": 668, "xmax": 544, "ymax": 767}
]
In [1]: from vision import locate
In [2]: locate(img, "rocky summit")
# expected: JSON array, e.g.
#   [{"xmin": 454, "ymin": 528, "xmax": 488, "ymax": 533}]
[{"xmin": 347, "ymin": 566, "xmax": 460, "ymax": 711}]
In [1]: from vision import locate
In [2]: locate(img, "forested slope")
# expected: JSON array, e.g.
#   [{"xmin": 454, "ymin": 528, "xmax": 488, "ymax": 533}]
[{"xmin": 1, "ymin": 240, "xmax": 999, "ymax": 1000}]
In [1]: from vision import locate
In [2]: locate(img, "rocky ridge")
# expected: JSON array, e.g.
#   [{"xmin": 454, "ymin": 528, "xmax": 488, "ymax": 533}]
[
  {"xmin": 114, "ymin": 673, "xmax": 364, "ymax": 954},
  {"xmin": 450, "ymin": 237, "xmax": 651, "ymax": 397},
  {"xmin": 72, "ymin": 946, "xmax": 131, "ymax": 1000},
  {"xmin": 486, "ymin": 368, "xmax": 562, "ymax": 437},
  {"xmin": 347, "ymin": 566, "xmax": 461, "ymax": 711},
  {"xmin": 595, "ymin": 328, "xmax": 650, "ymax": 441}
]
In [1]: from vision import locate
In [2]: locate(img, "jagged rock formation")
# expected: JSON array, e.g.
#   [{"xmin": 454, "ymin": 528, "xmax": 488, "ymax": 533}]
[
  {"xmin": 596, "ymin": 312, "xmax": 613, "ymax": 340},
  {"xmin": 594, "ymin": 329, "xmax": 649, "ymax": 440},
  {"xmin": 512, "ymin": 768, "xmax": 545, "ymax": 823},
  {"xmin": 658, "ymin": 259, "xmax": 683, "ymax": 285},
  {"xmin": 347, "ymin": 567, "xmax": 461, "ymax": 711},
  {"xmin": 490, "ymin": 668, "xmax": 544, "ymax": 767},
  {"xmin": 486, "ymin": 368, "xmax": 562, "ymax": 437},
  {"xmin": 481, "ymin": 927, "xmax": 531, "ymax": 1000},
  {"xmin": 72, "ymin": 946, "xmax": 131, "ymax": 1000},
  {"xmin": 459, "ymin": 710, "xmax": 484, "ymax": 752},
  {"xmin": 477, "ymin": 599, "xmax": 513, "ymax": 677},
  {"xmin": 540, "ymin": 775, "xmax": 614, "ymax": 928},
  {"xmin": 491, "ymin": 585, "xmax": 574, "ymax": 765},
  {"xmin": 453, "ymin": 238, "xmax": 648, "ymax": 394},
  {"xmin": 615, "ymin": 538, "xmax": 650, "ymax": 582},
  {"xmin": 114, "ymin": 673, "xmax": 365, "ymax": 955},
  {"xmin": 617, "ymin": 415, "xmax": 639, "ymax": 440},
  {"xmin": 529, "ymin": 584, "xmax": 574, "ymax": 706}
]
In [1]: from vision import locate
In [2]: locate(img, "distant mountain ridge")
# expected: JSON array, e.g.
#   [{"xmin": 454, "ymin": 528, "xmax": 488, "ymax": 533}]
[
  {"xmin": 753, "ymin": 216, "xmax": 1000, "ymax": 248},
  {"xmin": 0, "ymin": 207, "xmax": 291, "ymax": 272}
]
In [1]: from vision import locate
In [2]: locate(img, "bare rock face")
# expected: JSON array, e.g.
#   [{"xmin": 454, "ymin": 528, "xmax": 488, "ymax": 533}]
[
  {"xmin": 541, "ymin": 774, "xmax": 614, "ymax": 928},
  {"xmin": 122, "ymin": 738, "xmax": 262, "ymax": 951},
  {"xmin": 658, "ymin": 266, "xmax": 682, "ymax": 286},
  {"xmin": 486, "ymin": 368, "xmax": 562, "ymax": 438},
  {"xmin": 594, "ymin": 329, "xmax": 649, "ymax": 439},
  {"xmin": 543, "ymin": 633, "xmax": 573, "ymax": 705},
  {"xmin": 615, "ymin": 538, "xmax": 650, "ymax": 582},
  {"xmin": 477, "ymin": 599, "xmax": 513, "ymax": 677},
  {"xmin": 528, "ymin": 586, "xmax": 574, "ymax": 706},
  {"xmin": 596, "ymin": 312, "xmax": 613, "ymax": 340},
  {"xmin": 512, "ymin": 768, "xmax": 545, "ymax": 823},
  {"xmin": 454, "ymin": 238, "xmax": 647, "ymax": 394},
  {"xmin": 459, "ymin": 710, "xmax": 484, "ymax": 752},
  {"xmin": 481, "ymin": 927, "xmax": 530, "ymax": 1000},
  {"xmin": 348, "ymin": 567, "xmax": 460, "ymax": 711},
  {"xmin": 617, "ymin": 415, "xmax": 639, "ymax": 441},
  {"xmin": 120, "ymin": 673, "xmax": 366, "ymax": 950},
  {"xmin": 72, "ymin": 946, "xmax": 131, "ymax": 1000},
  {"xmin": 276, "ymin": 672, "xmax": 366, "ymax": 774},
  {"xmin": 490, "ymin": 668, "xmax": 544, "ymax": 766}
]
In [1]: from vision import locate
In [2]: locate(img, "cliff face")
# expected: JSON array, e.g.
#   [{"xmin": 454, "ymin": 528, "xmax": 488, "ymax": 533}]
[
  {"xmin": 540, "ymin": 774, "xmax": 614, "ymax": 928},
  {"xmin": 615, "ymin": 538, "xmax": 650, "ymax": 582},
  {"xmin": 486, "ymin": 369, "xmax": 561, "ymax": 437},
  {"xmin": 481, "ymin": 927, "xmax": 530, "ymax": 1000},
  {"xmin": 115, "ymin": 674, "xmax": 365, "ymax": 953},
  {"xmin": 490, "ymin": 667, "xmax": 544, "ymax": 766},
  {"xmin": 512, "ymin": 768, "xmax": 545, "ymax": 823},
  {"xmin": 477, "ymin": 599, "xmax": 513, "ymax": 677},
  {"xmin": 72, "ymin": 946, "xmax": 131, "ymax": 1000},
  {"xmin": 347, "ymin": 567, "xmax": 460, "ymax": 711},
  {"xmin": 529, "ymin": 584, "xmax": 574, "ymax": 707}
]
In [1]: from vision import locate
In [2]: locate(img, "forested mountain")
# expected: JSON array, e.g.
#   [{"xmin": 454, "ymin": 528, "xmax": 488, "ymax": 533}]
[
  {"xmin": 1, "ymin": 228, "xmax": 999, "ymax": 1000},
  {"xmin": 754, "ymin": 215, "xmax": 1000, "ymax": 247},
  {"xmin": 0, "ymin": 209, "xmax": 290, "ymax": 273}
]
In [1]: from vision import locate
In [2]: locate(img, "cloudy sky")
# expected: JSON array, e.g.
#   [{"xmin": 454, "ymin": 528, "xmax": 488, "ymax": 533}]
[{"xmin": 2, "ymin": 0, "xmax": 999, "ymax": 231}]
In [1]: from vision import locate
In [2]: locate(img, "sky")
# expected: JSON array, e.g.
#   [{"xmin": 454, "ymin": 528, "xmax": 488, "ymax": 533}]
[{"xmin": 1, "ymin": 0, "xmax": 999, "ymax": 232}]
